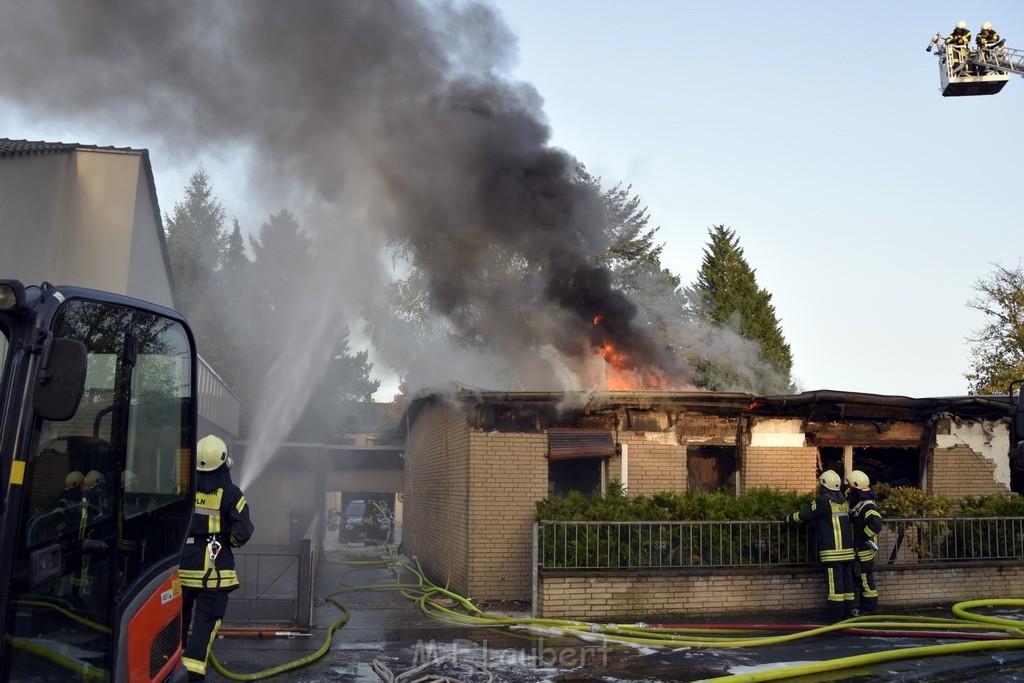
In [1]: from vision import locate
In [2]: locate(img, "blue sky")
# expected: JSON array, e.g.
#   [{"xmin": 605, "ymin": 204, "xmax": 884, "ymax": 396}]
[
  {"xmin": 488, "ymin": 1, "xmax": 1024, "ymax": 396},
  {"xmin": 3, "ymin": 2, "xmax": 1021, "ymax": 399}
]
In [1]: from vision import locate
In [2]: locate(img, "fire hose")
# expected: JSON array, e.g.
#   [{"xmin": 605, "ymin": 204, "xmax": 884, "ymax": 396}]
[{"xmin": 207, "ymin": 543, "xmax": 1024, "ymax": 681}]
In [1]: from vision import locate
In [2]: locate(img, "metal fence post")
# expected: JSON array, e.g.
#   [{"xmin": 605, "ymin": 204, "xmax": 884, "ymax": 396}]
[{"xmin": 532, "ymin": 521, "xmax": 539, "ymax": 619}]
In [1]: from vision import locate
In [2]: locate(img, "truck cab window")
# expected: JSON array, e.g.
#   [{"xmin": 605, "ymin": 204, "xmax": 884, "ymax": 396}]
[{"xmin": 4, "ymin": 299, "xmax": 194, "ymax": 680}]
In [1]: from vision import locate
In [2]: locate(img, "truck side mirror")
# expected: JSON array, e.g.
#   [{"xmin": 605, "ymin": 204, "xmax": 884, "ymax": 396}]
[{"xmin": 34, "ymin": 337, "xmax": 87, "ymax": 421}]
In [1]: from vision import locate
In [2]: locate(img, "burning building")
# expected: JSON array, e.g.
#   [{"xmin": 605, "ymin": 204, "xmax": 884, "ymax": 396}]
[{"xmin": 397, "ymin": 386, "xmax": 1013, "ymax": 604}]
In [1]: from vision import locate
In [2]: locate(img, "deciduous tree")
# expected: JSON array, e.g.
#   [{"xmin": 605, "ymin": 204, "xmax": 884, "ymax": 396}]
[{"xmin": 965, "ymin": 262, "xmax": 1024, "ymax": 395}]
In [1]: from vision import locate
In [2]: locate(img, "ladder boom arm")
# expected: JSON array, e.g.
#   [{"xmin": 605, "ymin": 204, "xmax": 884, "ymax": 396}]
[{"xmin": 967, "ymin": 45, "xmax": 1024, "ymax": 78}]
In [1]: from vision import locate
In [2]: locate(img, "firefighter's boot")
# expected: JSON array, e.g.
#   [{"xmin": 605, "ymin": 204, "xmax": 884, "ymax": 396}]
[{"xmin": 859, "ymin": 596, "xmax": 878, "ymax": 615}]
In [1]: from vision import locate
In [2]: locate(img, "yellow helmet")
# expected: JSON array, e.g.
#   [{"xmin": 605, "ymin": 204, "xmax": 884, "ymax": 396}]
[
  {"xmin": 847, "ymin": 470, "xmax": 871, "ymax": 490},
  {"xmin": 197, "ymin": 434, "xmax": 231, "ymax": 472},
  {"xmin": 819, "ymin": 470, "xmax": 842, "ymax": 491},
  {"xmin": 956, "ymin": 20, "xmax": 967, "ymax": 30},
  {"xmin": 982, "ymin": 22, "xmax": 992, "ymax": 31},
  {"xmin": 64, "ymin": 470, "xmax": 84, "ymax": 491},
  {"xmin": 84, "ymin": 470, "xmax": 105, "ymax": 490}
]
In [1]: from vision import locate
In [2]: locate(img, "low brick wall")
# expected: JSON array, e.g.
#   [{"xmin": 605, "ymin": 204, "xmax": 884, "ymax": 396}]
[{"xmin": 538, "ymin": 563, "xmax": 1024, "ymax": 620}]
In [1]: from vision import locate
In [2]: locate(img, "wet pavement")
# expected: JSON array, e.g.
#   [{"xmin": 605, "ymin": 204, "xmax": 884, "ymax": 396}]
[{"xmin": 205, "ymin": 534, "xmax": 1024, "ymax": 682}]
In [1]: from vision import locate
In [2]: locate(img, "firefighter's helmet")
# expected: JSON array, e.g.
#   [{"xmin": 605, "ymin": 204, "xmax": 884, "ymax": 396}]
[
  {"xmin": 982, "ymin": 22, "xmax": 992, "ymax": 31},
  {"xmin": 64, "ymin": 470, "xmax": 84, "ymax": 491},
  {"xmin": 819, "ymin": 470, "xmax": 842, "ymax": 491},
  {"xmin": 84, "ymin": 470, "xmax": 105, "ymax": 490},
  {"xmin": 197, "ymin": 434, "xmax": 231, "ymax": 472},
  {"xmin": 847, "ymin": 470, "xmax": 871, "ymax": 490},
  {"xmin": 957, "ymin": 20, "xmax": 967, "ymax": 30}
]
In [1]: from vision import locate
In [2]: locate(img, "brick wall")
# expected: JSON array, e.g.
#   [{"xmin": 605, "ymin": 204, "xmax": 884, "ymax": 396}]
[
  {"xmin": 742, "ymin": 446, "xmax": 818, "ymax": 493},
  {"xmin": 539, "ymin": 563, "xmax": 1024, "ymax": 620},
  {"xmin": 620, "ymin": 434, "xmax": 685, "ymax": 495},
  {"xmin": 928, "ymin": 444, "xmax": 1009, "ymax": 496},
  {"xmin": 466, "ymin": 431, "xmax": 547, "ymax": 601},
  {"xmin": 404, "ymin": 401, "xmax": 471, "ymax": 597}
]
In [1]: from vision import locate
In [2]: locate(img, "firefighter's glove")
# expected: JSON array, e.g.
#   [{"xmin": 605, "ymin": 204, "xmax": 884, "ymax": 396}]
[{"xmin": 778, "ymin": 514, "xmax": 791, "ymax": 524}]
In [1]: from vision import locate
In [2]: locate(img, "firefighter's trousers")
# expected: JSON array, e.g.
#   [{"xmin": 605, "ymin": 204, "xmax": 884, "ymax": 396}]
[
  {"xmin": 855, "ymin": 557, "xmax": 879, "ymax": 613},
  {"xmin": 181, "ymin": 587, "xmax": 231, "ymax": 680},
  {"xmin": 822, "ymin": 560, "xmax": 856, "ymax": 622}
]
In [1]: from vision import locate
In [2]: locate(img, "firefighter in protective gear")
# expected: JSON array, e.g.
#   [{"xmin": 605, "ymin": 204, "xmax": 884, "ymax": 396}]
[
  {"xmin": 180, "ymin": 435, "xmax": 254, "ymax": 681},
  {"xmin": 977, "ymin": 22, "xmax": 1004, "ymax": 50},
  {"xmin": 781, "ymin": 469, "xmax": 856, "ymax": 622},
  {"xmin": 945, "ymin": 21, "xmax": 972, "ymax": 73},
  {"xmin": 845, "ymin": 470, "xmax": 882, "ymax": 615}
]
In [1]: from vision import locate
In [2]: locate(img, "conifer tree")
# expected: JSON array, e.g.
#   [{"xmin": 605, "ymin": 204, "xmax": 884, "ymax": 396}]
[
  {"xmin": 164, "ymin": 167, "xmax": 227, "ymax": 364},
  {"xmin": 582, "ymin": 169, "xmax": 692, "ymax": 347},
  {"xmin": 690, "ymin": 225, "xmax": 793, "ymax": 393}
]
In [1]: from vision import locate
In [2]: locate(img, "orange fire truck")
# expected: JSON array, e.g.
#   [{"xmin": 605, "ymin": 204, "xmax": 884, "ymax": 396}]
[{"xmin": 0, "ymin": 279, "xmax": 193, "ymax": 681}]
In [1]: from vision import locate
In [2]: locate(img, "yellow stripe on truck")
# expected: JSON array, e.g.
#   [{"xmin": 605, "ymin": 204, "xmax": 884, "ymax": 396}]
[{"xmin": 9, "ymin": 460, "xmax": 24, "ymax": 485}]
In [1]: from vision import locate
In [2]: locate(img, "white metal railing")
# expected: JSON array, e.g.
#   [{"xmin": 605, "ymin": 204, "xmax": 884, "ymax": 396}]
[{"xmin": 536, "ymin": 517, "xmax": 1024, "ymax": 571}]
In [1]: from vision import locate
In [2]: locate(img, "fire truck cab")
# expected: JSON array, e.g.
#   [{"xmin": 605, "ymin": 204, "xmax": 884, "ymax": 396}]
[{"xmin": 0, "ymin": 280, "xmax": 194, "ymax": 682}]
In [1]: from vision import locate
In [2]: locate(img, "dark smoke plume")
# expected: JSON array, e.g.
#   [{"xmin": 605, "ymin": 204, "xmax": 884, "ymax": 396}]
[
  {"xmin": 0, "ymin": 0, "xmax": 683, "ymax": 389},
  {"xmin": 1, "ymin": 1, "xmax": 710, "ymax": 486}
]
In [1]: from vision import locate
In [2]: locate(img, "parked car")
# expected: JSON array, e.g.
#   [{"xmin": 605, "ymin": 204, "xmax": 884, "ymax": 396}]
[{"xmin": 342, "ymin": 499, "xmax": 393, "ymax": 543}]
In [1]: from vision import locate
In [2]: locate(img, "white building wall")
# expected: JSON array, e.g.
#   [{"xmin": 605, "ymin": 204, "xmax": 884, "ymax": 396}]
[
  {"xmin": 0, "ymin": 148, "xmax": 174, "ymax": 310},
  {"xmin": 749, "ymin": 418, "xmax": 805, "ymax": 447}
]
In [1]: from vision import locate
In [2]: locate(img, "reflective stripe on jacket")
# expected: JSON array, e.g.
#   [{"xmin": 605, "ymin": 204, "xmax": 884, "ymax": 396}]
[{"xmin": 790, "ymin": 488, "xmax": 855, "ymax": 563}]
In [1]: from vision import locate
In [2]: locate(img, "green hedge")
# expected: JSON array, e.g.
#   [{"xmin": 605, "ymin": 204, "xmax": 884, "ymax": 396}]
[
  {"xmin": 535, "ymin": 482, "xmax": 1023, "ymax": 522},
  {"xmin": 536, "ymin": 484, "xmax": 1024, "ymax": 568}
]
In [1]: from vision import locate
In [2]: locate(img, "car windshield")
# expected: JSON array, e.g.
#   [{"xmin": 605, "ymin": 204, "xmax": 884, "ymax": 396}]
[{"xmin": 345, "ymin": 500, "xmax": 365, "ymax": 517}]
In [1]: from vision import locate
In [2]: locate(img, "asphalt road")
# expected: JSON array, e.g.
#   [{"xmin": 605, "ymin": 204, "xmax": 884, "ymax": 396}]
[{"xmin": 204, "ymin": 537, "xmax": 1024, "ymax": 682}]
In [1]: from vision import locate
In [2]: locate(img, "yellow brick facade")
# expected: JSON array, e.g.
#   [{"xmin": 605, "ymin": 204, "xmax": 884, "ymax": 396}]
[
  {"xmin": 927, "ymin": 444, "xmax": 1009, "ymax": 496},
  {"xmin": 618, "ymin": 434, "xmax": 686, "ymax": 495},
  {"xmin": 403, "ymin": 396, "xmax": 1014, "ymax": 604},
  {"xmin": 741, "ymin": 446, "xmax": 819, "ymax": 493},
  {"xmin": 466, "ymin": 431, "xmax": 547, "ymax": 600},
  {"xmin": 539, "ymin": 563, "xmax": 1024, "ymax": 620},
  {"xmin": 403, "ymin": 401, "xmax": 472, "ymax": 597}
]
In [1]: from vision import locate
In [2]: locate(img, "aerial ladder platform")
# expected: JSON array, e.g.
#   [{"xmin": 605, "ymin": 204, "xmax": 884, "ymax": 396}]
[{"xmin": 928, "ymin": 35, "xmax": 1024, "ymax": 96}]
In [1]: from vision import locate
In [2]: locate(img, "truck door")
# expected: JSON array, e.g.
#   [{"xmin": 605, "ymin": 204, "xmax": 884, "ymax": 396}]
[{"xmin": 1, "ymin": 297, "xmax": 194, "ymax": 681}]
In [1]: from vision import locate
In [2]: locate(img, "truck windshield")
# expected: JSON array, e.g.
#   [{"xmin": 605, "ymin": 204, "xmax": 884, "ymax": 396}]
[{"xmin": 3, "ymin": 299, "xmax": 194, "ymax": 680}]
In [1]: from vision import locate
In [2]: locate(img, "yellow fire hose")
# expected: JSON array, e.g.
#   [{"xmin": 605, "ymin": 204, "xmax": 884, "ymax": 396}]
[{"xmin": 207, "ymin": 544, "xmax": 1024, "ymax": 681}]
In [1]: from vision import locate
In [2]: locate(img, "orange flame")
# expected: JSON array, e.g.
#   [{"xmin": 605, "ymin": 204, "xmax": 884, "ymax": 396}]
[{"xmin": 596, "ymin": 338, "xmax": 665, "ymax": 390}]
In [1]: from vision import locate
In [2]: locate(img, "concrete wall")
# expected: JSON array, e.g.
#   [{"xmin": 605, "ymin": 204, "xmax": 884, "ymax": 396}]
[
  {"xmin": 0, "ymin": 148, "xmax": 174, "ymax": 309},
  {"xmin": 539, "ymin": 562, "xmax": 1024, "ymax": 620}
]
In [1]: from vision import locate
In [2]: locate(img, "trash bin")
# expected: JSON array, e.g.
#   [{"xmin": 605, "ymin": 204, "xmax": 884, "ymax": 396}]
[{"xmin": 288, "ymin": 507, "xmax": 314, "ymax": 553}]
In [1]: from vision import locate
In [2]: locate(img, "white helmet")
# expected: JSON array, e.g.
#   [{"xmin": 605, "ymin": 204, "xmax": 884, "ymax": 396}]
[
  {"xmin": 957, "ymin": 20, "xmax": 967, "ymax": 30},
  {"xmin": 982, "ymin": 22, "xmax": 992, "ymax": 31},
  {"xmin": 846, "ymin": 470, "xmax": 871, "ymax": 490},
  {"xmin": 819, "ymin": 470, "xmax": 842, "ymax": 491},
  {"xmin": 197, "ymin": 435, "xmax": 232, "ymax": 472}
]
